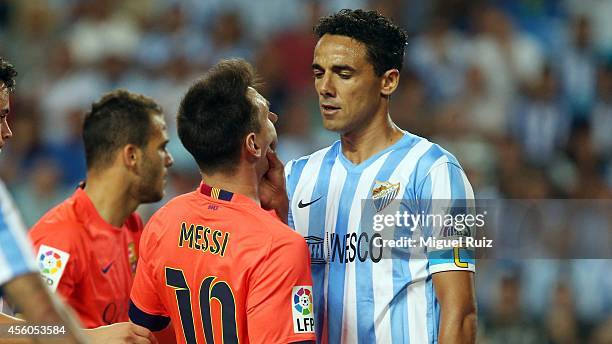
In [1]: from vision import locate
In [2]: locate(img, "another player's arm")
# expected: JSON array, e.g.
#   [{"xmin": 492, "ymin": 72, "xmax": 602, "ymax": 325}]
[
  {"xmin": 432, "ymin": 271, "xmax": 477, "ymax": 344},
  {"xmin": 0, "ymin": 272, "xmax": 88, "ymax": 344}
]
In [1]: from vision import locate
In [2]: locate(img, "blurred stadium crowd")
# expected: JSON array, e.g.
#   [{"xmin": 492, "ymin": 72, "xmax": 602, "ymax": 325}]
[{"xmin": 0, "ymin": 0, "xmax": 611, "ymax": 342}]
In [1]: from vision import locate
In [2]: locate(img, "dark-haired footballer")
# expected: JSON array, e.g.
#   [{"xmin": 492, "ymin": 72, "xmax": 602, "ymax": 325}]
[
  {"xmin": 128, "ymin": 59, "xmax": 315, "ymax": 344},
  {"xmin": 29, "ymin": 90, "xmax": 173, "ymax": 332},
  {"xmin": 283, "ymin": 9, "xmax": 477, "ymax": 344}
]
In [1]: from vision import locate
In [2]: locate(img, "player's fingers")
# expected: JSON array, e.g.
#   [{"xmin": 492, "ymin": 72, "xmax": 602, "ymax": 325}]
[
  {"xmin": 129, "ymin": 336, "xmax": 154, "ymax": 344},
  {"xmin": 266, "ymin": 149, "xmax": 284, "ymax": 169},
  {"xmin": 148, "ymin": 331, "xmax": 159, "ymax": 344},
  {"xmin": 129, "ymin": 323, "xmax": 155, "ymax": 339}
]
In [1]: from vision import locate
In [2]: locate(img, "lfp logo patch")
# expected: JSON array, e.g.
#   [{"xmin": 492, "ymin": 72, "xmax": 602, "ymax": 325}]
[
  {"xmin": 292, "ymin": 286, "xmax": 315, "ymax": 333},
  {"xmin": 37, "ymin": 245, "xmax": 70, "ymax": 292}
]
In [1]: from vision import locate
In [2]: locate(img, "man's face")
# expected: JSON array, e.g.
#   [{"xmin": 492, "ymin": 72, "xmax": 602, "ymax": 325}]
[
  {"xmin": 0, "ymin": 85, "xmax": 13, "ymax": 151},
  {"xmin": 137, "ymin": 114, "xmax": 173, "ymax": 203},
  {"xmin": 312, "ymin": 34, "xmax": 383, "ymax": 134},
  {"xmin": 247, "ymin": 87, "xmax": 278, "ymax": 178}
]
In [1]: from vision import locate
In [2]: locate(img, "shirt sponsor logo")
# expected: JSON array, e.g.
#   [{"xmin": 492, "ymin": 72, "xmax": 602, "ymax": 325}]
[
  {"xmin": 306, "ymin": 232, "xmax": 384, "ymax": 264},
  {"xmin": 37, "ymin": 245, "xmax": 70, "ymax": 292},
  {"xmin": 292, "ymin": 286, "xmax": 315, "ymax": 333}
]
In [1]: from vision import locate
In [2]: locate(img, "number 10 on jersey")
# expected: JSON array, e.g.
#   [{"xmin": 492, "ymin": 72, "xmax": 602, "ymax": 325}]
[{"xmin": 165, "ymin": 267, "xmax": 239, "ymax": 343}]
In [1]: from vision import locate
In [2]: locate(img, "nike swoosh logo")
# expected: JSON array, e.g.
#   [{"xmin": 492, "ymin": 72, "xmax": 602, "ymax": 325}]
[
  {"xmin": 102, "ymin": 262, "xmax": 113, "ymax": 274},
  {"xmin": 298, "ymin": 196, "xmax": 322, "ymax": 208}
]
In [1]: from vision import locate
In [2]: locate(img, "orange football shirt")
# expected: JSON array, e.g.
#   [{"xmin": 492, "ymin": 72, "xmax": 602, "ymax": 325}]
[
  {"xmin": 29, "ymin": 187, "xmax": 142, "ymax": 328},
  {"xmin": 129, "ymin": 182, "xmax": 316, "ymax": 344}
]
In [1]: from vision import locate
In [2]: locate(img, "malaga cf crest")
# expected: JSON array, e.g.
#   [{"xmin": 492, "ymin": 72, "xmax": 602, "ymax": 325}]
[{"xmin": 372, "ymin": 180, "xmax": 400, "ymax": 212}]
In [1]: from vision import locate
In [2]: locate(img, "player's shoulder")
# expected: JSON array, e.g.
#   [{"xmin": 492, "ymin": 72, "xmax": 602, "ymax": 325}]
[
  {"xmin": 145, "ymin": 191, "xmax": 199, "ymax": 230},
  {"xmin": 285, "ymin": 141, "xmax": 340, "ymax": 176},
  {"xmin": 401, "ymin": 132, "xmax": 464, "ymax": 176},
  {"xmin": 238, "ymin": 206, "xmax": 305, "ymax": 247},
  {"xmin": 158, "ymin": 190, "xmax": 200, "ymax": 212},
  {"xmin": 29, "ymin": 196, "xmax": 82, "ymax": 239}
]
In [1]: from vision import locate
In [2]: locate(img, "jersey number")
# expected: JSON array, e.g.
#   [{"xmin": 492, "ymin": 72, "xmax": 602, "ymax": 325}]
[{"xmin": 165, "ymin": 267, "xmax": 239, "ymax": 343}]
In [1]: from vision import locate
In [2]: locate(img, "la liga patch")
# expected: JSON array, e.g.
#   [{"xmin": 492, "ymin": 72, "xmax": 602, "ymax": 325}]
[
  {"xmin": 37, "ymin": 245, "xmax": 70, "ymax": 292},
  {"xmin": 292, "ymin": 286, "xmax": 315, "ymax": 333}
]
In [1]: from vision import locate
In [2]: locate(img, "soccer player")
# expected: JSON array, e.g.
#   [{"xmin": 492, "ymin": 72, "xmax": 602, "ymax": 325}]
[
  {"xmin": 0, "ymin": 56, "xmax": 89, "ymax": 344},
  {"xmin": 284, "ymin": 10, "xmax": 477, "ymax": 343},
  {"xmin": 129, "ymin": 59, "xmax": 316, "ymax": 344},
  {"xmin": 28, "ymin": 89, "xmax": 172, "ymax": 342}
]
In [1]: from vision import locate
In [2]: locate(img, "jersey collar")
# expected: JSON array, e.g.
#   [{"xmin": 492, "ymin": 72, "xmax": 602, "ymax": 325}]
[
  {"xmin": 199, "ymin": 182, "xmax": 234, "ymax": 201},
  {"xmin": 72, "ymin": 186, "xmax": 124, "ymax": 232}
]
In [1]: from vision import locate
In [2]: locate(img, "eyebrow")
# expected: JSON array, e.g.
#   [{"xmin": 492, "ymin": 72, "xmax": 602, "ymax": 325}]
[{"xmin": 312, "ymin": 63, "xmax": 356, "ymax": 73}]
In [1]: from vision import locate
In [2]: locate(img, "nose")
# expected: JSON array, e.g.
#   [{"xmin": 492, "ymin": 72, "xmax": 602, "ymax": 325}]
[
  {"xmin": 318, "ymin": 74, "xmax": 335, "ymax": 98},
  {"xmin": 166, "ymin": 151, "xmax": 174, "ymax": 167},
  {"xmin": 1, "ymin": 121, "xmax": 13, "ymax": 142}
]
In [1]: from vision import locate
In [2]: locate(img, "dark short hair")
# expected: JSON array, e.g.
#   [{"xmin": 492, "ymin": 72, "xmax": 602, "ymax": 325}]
[
  {"xmin": 83, "ymin": 89, "xmax": 162, "ymax": 170},
  {"xmin": 314, "ymin": 9, "xmax": 407, "ymax": 76},
  {"xmin": 0, "ymin": 57, "xmax": 17, "ymax": 91},
  {"xmin": 177, "ymin": 58, "xmax": 261, "ymax": 174}
]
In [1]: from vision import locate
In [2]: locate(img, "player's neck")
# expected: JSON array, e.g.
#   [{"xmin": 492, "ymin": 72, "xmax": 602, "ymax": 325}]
[
  {"xmin": 83, "ymin": 171, "xmax": 139, "ymax": 228},
  {"xmin": 201, "ymin": 170, "xmax": 260, "ymax": 205},
  {"xmin": 340, "ymin": 115, "xmax": 403, "ymax": 165}
]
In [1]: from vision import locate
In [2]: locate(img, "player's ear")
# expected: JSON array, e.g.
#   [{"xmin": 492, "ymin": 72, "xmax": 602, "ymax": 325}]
[
  {"xmin": 122, "ymin": 144, "xmax": 141, "ymax": 171},
  {"xmin": 380, "ymin": 69, "xmax": 400, "ymax": 97},
  {"xmin": 245, "ymin": 132, "xmax": 262, "ymax": 159}
]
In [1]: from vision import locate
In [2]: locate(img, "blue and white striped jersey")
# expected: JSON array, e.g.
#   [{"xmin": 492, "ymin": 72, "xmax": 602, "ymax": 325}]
[
  {"xmin": 0, "ymin": 179, "xmax": 37, "ymax": 289},
  {"xmin": 285, "ymin": 132, "xmax": 475, "ymax": 344}
]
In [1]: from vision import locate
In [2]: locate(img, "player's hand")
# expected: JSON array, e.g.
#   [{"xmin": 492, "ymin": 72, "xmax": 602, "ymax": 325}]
[
  {"xmin": 84, "ymin": 322, "xmax": 159, "ymax": 344},
  {"xmin": 260, "ymin": 149, "xmax": 289, "ymax": 223}
]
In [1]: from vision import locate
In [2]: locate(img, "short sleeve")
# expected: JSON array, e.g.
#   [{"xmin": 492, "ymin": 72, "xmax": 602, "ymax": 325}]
[
  {"xmin": 246, "ymin": 231, "xmax": 315, "ymax": 343},
  {"xmin": 418, "ymin": 162, "xmax": 476, "ymax": 274},
  {"xmin": 129, "ymin": 215, "xmax": 170, "ymax": 331},
  {"xmin": 0, "ymin": 215, "xmax": 37, "ymax": 288},
  {"xmin": 28, "ymin": 222, "xmax": 83, "ymax": 296}
]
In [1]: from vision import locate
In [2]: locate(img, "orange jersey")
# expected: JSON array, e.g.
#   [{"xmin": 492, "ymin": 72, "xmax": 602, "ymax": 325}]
[
  {"xmin": 29, "ymin": 187, "xmax": 142, "ymax": 328},
  {"xmin": 129, "ymin": 182, "xmax": 316, "ymax": 344}
]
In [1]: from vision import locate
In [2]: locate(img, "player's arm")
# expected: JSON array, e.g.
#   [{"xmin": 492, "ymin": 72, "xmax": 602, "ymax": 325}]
[
  {"xmin": 0, "ymin": 273, "xmax": 88, "ymax": 344},
  {"xmin": 419, "ymin": 161, "xmax": 477, "ymax": 343},
  {"xmin": 128, "ymin": 217, "xmax": 172, "ymax": 343},
  {"xmin": 28, "ymin": 222, "xmax": 83, "ymax": 298},
  {"xmin": 259, "ymin": 150, "xmax": 289, "ymax": 223},
  {"xmin": 432, "ymin": 271, "xmax": 477, "ymax": 344},
  {"xmin": 247, "ymin": 231, "xmax": 315, "ymax": 344},
  {"xmin": 83, "ymin": 323, "xmax": 159, "ymax": 344}
]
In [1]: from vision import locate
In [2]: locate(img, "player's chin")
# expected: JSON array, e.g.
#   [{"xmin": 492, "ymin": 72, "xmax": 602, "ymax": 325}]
[
  {"xmin": 322, "ymin": 120, "xmax": 345, "ymax": 133},
  {"xmin": 142, "ymin": 188, "xmax": 165, "ymax": 204}
]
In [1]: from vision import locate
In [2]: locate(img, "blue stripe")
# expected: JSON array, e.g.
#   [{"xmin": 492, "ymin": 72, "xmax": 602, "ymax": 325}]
[
  {"xmin": 425, "ymin": 274, "xmax": 437, "ymax": 343},
  {"xmin": 448, "ymin": 164, "xmax": 467, "ymax": 216},
  {"xmin": 356, "ymin": 141, "xmax": 415, "ymax": 344},
  {"xmin": 413, "ymin": 145, "xmax": 446, "ymax": 194},
  {"xmin": 413, "ymin": 151, "xmax": 441, "ymax": 344},
  {"xmin": 307, "ymin": 147, "xmax": 338, "ymax": 343},
  {"xmin": 327, "ymin": 166, "xmax": 361, "ymax": 344},
  {"xmin": 0, "ymin": 211, "xmax": 32, "ymax": 283},
  {"xmin": 417, "ymin": 156, "xmax": 468, "ymax": 344},
  {"xmin": 287, "ymin": 157, "xmax": 309, "ymax": 202}
]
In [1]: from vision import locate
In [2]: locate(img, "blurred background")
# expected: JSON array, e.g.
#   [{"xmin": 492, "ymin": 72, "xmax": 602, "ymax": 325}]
[{"xmin": 0, "ymin": 0, "xmax": 611, "ymax": 342}]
